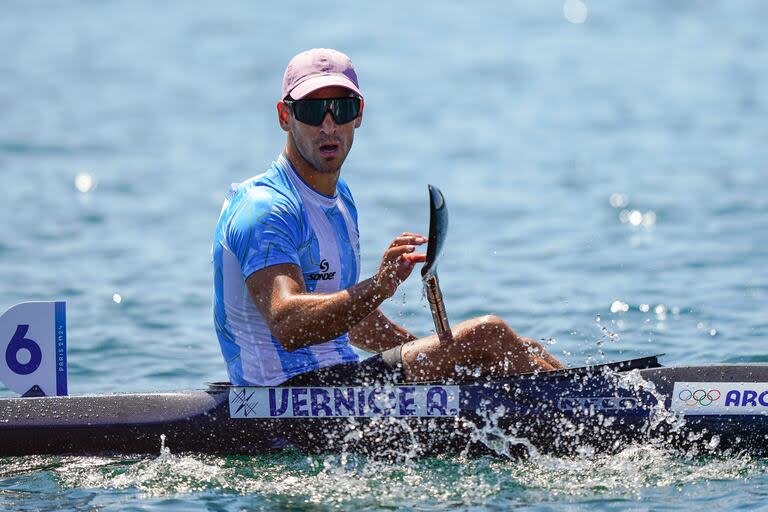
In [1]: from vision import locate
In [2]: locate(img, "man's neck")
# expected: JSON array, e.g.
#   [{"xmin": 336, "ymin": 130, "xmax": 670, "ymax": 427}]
[{"xmin": 284, "ymin": 141, "xmax": 339, "ymax": 197}]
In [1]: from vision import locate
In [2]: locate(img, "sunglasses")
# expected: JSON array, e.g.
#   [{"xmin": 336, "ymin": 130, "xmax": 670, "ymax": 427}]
[{"xmin": 283, "ymin": 97, "xmax": 362, "ymax": 126}]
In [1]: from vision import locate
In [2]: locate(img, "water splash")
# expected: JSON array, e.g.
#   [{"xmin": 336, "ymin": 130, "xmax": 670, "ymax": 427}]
[
  {"xmin": 614, "ymin": 369, "xmax": 687, "ymax": 435},
  {"xmin": 10, "ymin": 447, "xmax": 761, "ymax": 507},
  {"xmin": 461, "ymin": 404, "xmax": 539, "ymax": 460},
  {"xmin": 158, "ymin": 434, "xmax": 170, "ymax": 458}
]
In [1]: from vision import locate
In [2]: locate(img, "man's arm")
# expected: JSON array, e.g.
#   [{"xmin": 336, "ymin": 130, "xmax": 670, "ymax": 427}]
[
  {"xmin": 348, "ymin": 308, "xmax": 417, "ymax": 353},
  {"xmin": 247, "ymin": 264, "xmax": 388, "ymax": 351},
  {"xmin": 246, "ymin": 233, "xmax": 426, "ymax": 352}
]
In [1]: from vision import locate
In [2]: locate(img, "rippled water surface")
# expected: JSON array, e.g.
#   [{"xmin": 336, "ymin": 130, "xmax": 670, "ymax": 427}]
[{"xmin": 1, "ymin": 1, "xmax": 767, "ymax": 510}]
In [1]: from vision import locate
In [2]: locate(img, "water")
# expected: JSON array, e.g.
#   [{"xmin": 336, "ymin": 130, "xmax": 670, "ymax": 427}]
[{"xmin": 1, "ymin": 0, "xmax": 767, "ymax": 509}]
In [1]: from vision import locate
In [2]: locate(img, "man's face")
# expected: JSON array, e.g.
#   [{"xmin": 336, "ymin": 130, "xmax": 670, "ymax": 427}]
[{"xmin": 278, "ymin": 85, "xmax": 363, "ymax": 175}]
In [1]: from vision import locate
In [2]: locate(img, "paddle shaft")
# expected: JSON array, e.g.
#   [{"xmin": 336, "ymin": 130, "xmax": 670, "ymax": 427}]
[{"xmin": 424, "ymin": 273, "xmax": 452, "ymax": 342}]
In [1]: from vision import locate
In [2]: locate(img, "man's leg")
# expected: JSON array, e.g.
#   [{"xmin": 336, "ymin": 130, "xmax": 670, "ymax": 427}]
[{"xmin": 400, "ymin": 315, "xmax": 564, "ymax": 381}]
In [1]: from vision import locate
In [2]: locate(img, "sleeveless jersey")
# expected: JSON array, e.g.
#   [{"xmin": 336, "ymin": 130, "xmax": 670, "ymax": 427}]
[{"xmin": 212, "ymin": 154, "xmax": 361, "ymax": 385}]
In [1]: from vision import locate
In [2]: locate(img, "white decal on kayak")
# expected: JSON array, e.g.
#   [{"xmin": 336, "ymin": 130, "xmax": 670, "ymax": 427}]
[
  {"xmin": 229, "ymin": 385, "xmax": 460, "ymax": 419},
  {"xmin": 558, "ymin": 396, "xmax": 638, "ymax": 412},
  {"xmin": 671, "ymin": 382, "xmax": 768, "ymax": 416}
]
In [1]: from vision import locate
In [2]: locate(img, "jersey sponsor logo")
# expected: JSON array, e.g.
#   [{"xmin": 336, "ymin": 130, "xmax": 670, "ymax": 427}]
[
  {"xmin": 558, "ymin": 396, "xmax": 638, "ymax": 412},
  {"xmin": 308, "ymin": 259, "xmax": 336, "ymax": 281},
  {"xmin": 671, "ymin": 382, "xmax": 768, "ymax": 415},
  {"xmin": 229, "ymin": 385, "xmax": 460, "ymax": 418}
]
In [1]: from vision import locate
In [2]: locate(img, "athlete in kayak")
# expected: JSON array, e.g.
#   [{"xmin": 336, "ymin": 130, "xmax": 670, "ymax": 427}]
[{"xmin": 212, "ymin": 48, "xmax": 563, "ymax": 386}]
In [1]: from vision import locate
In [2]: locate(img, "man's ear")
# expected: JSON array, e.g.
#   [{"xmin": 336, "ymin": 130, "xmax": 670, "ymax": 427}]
[
  {"xmin": 354, "ymin": 99, "xmax": 364, "ymax": 128},
  {"xmin": 277, "ymin": 101, "xmax": 290, "ymax": 132}
]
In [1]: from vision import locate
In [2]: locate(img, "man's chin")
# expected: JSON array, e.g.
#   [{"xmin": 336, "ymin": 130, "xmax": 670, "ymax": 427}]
[{"xmin": 312, "ymin": 157, "xmax": 343, "ymax": 174}]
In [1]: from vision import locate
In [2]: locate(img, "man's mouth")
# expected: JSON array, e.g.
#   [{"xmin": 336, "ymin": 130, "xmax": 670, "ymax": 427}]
[{"xmin": 319, "ymin": 143, "xmax": 339, "ymax": 157}]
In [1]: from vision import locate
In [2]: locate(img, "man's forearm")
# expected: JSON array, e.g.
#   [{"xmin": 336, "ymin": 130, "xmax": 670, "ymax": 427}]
[
  {"xmin": 349, "ymin": 308, "xmax": 417, "ymax": 353},
  {"xmin": 269, "ymin": 276, "xmax": 389, "ymax": 351}
]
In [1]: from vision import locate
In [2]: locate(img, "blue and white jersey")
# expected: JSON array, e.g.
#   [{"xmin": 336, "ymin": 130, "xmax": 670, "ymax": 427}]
[{"xmin": 213, "ymin": 154, "xmax": 361, "ymax": 386}]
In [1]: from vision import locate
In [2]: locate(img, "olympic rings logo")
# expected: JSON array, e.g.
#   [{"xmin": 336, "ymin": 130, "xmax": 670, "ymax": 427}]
[{"xmin": 678, "ymin": 388, "xmax": 721, "ymax": 406}]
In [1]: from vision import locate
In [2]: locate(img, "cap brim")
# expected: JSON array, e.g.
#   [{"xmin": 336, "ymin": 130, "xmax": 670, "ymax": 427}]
[{"xmin": 288, "ymin": 74, "xmax": 362, "ymax": 99}]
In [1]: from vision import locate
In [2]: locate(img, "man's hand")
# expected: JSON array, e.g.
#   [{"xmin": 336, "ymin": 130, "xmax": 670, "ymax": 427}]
[{"xmin": 373, "ymin": 232, "xmax": 428, "ymax": 298}]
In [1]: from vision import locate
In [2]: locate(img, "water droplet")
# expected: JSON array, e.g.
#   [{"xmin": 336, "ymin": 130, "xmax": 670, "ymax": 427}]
[
  {"xmin": 563, "ymin": 0, "xmax": 588, "ymax": 24},
  {"xmin": 112, "ymin": 293, "xmax": 122, "ymax": 304},
  {"xmin": 609, "ymin": 193, "xmax": 628, "ymax": 208},
  {"xmin": 639, "ymin": 304, "xmax": 650, "ymax": 313},
  {"xmin": 74, "ymin": 172, "xmax": 95, "ymax": 193},
  {"xmin": 610, "ymin": 300, "xmax": 629, "ymax": 313},
  {"xmin": 619, "ymin": 209, "xmax": 630, "ymax": 223},
  {"xmin": 416, "ymin": 352, "xmax": 426, "ymax": 361},
  {"xmin": 629, "ymin": 210, "xmax": 643, "ymax": 226},
  {"xmin": 159, "ymin": 433, "xmax": 171, "ymax": 457},
  {"xmin": 642, "ymin": 211, "xmax": 656, "ymax": 227}
]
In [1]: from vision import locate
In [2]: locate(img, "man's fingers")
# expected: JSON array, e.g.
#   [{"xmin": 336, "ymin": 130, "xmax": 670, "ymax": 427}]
[
  {"xmin": 401, "ymin": 253, "xmax": 427, "ymax": 263},
  {"xmin": 385, "ymin": 245, "xmax": 418, "ymax": 259},
  {"xmin": 390, "ymin": 237, "xmax": 425, "ymax": 247},
  {"xmin": 389, "ymin": 234, "xmax": 427, "ymax": 248},
  {"xmin": 376, "ymin": 234, "xmax": 428, "ymax": 296},
  {"xmin": 385, "ymin": 246, "xmax": 428, "ymax": 263}
]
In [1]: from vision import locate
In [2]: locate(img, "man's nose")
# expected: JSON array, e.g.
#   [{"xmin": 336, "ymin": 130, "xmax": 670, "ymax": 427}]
[{"xmin": 320, "ymin": 111, "xmax": 337, "ymax": 133}]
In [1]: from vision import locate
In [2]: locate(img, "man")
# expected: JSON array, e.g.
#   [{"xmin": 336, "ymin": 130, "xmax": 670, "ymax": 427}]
[{"xmin": 213, "ymin": 48, "xmax": 563, "ymax": 387}]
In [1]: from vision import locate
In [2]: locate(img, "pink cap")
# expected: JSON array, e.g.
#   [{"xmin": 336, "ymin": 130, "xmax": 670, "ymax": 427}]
[{"xmin": 282, "ymin": 48, "xmax": 362, "ymax": 100}]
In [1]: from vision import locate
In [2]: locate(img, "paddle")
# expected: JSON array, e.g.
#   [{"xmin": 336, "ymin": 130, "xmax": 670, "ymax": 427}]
[{"xmin": 421, "ymin": 185, "xmax": 453, "ymax": 342}]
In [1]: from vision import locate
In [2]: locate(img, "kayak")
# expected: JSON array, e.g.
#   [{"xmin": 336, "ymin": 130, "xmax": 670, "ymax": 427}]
[
  {"xmin": 2, "ymin": 354, "xmax": 768, "ymax": 457},
  {"xmin": 3, "ymin": 185, "xmax": 766, "ymax": 458}
]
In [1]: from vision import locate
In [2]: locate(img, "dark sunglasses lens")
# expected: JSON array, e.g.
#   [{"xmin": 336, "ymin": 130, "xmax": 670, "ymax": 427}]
[
  {"xmin": 332, "ymin": 98, "xmax": 360, "ymax": 124},
  {"xmin": 292, "ymin": 101, "xmax": 326, "ymax": 126}
]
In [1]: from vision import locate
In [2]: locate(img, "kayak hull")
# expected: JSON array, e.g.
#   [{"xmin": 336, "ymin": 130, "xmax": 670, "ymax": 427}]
[{"xmin": 2, "ymin": 356, "xmax": 768, "ymax": 458}]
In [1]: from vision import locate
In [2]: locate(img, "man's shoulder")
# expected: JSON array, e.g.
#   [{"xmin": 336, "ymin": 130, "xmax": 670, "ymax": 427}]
[
  {"xmin": 231, "ymin": 165, "xmax": 302, "ymax": 214},
  {"xmin": 335, "ymin": 177, "xmax": 356, "ymax": 206}
]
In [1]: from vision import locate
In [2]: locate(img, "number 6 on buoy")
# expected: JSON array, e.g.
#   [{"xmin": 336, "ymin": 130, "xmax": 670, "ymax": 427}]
[{"xmin": 0, "ymin": 301, "xmax": 67, "ymax": 396}]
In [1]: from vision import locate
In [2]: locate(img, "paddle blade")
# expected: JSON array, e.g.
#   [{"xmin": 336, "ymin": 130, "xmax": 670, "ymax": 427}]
[
  {"xmin": 421, "ymin": 185, "xmax": 448, "ymax": 278},
  {"xmin": 0, "ymin": 301, "xmax": 67, "ymax": 396}
]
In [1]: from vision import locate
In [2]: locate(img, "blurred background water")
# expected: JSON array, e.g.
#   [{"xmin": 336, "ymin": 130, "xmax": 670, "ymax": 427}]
[{"xmin": 1, "ymin": 0, "xmax": 766, "ymax": 510}]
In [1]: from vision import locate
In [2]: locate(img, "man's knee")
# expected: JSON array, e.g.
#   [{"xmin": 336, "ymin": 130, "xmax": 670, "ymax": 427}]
[
  {"xmin": 474, "ymin": 314, "xmax": 518, "ymax": 340},
  {"xmin": 477, "ymin": 314, "xmax": 503, "ymax": 326},
  {"xmin": 473, "ymin": 315, "xmax": 548, "ymax": 356}
]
